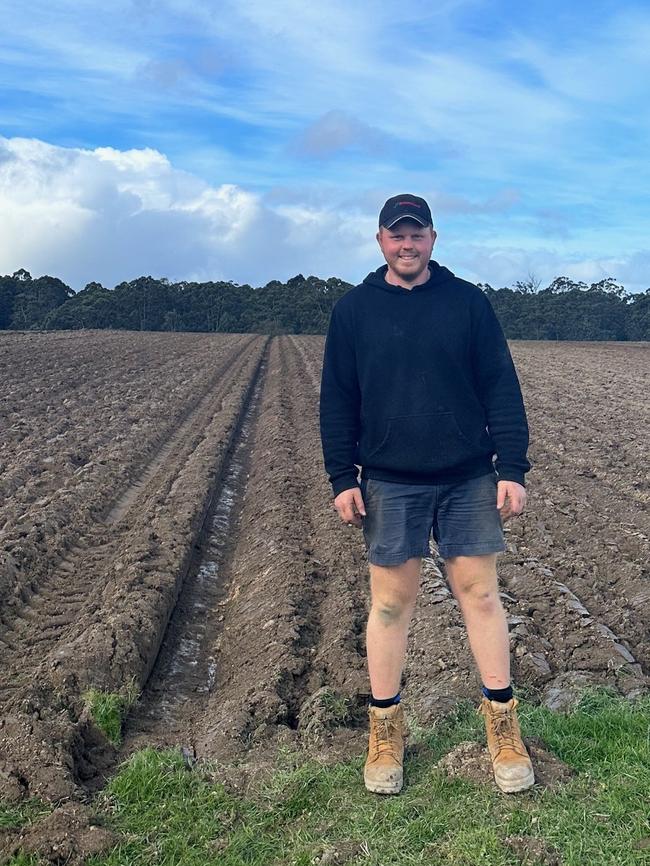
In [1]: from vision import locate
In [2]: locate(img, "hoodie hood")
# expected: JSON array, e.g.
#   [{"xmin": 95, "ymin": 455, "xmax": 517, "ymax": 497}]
[{"xmin": 362, "ymin": 260, "xmax": 457, "ymax": 294}]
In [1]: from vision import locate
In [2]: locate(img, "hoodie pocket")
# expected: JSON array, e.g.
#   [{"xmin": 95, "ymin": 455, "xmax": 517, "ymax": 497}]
[{"xmin": 365, "ymin": 412, "xmax": 481, "ymax": 473}]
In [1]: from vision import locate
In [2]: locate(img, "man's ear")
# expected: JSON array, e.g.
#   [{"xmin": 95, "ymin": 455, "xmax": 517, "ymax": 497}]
[{"xmin": 431, "ymin": 229, "xmax": 437, "ymax": 246}]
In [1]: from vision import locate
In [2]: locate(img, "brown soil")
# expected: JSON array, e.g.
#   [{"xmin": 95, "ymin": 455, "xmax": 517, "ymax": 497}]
[
  {"xmin": 405, "ymin": 341, "xmax": 649, "ymax": 722},
  {"xmin": 0, "ymin": 330, "xmax": 267, "ymax": 800},
  {"xmin": 1, "ymin": 333, "xmax": 648, "ymax": 858},
  {"xmin": 504, "ymin": 834, "xmax": 563, "ymax": 866},
  {"xmin": 0, "ymin": 802, "xmax": 116, "ymax": 865},
  {"xmin": 436, "ymin": 737, "xmax": 574, "ymax": 790}
]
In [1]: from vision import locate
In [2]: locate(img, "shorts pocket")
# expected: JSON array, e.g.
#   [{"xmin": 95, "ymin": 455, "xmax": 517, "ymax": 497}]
[{"xmin": 365, "ymin": 412, "xmax": 480, "ymax": 473}]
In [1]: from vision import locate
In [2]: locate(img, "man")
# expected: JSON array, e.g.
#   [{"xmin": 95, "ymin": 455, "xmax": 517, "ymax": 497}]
[{"xmin": 319, "ymin": 193, "xmax": 534, "ymax": 796}]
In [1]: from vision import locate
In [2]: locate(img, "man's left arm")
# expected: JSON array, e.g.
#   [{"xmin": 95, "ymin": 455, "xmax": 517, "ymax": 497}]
[{"xmin": 471, "ymin": 293, "xmax": 531, "ymax": 519}]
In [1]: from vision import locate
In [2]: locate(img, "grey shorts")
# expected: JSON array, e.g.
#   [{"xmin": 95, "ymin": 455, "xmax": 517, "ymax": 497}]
[{"xmin": 360, "ymin": 472, "xmax": 505, "ymax": 565}]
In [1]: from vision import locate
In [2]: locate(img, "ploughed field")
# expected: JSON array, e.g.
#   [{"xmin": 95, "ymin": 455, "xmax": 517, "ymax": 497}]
[{"xmin": 0, "ymin": 332, "xmax": 648, "ymax": 807}]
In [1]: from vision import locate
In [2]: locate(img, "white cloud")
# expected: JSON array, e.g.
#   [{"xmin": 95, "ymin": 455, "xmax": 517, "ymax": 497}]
[
  {"xmin": 449, "ymin": 242, "xmax": 650, "ymax": 294},
  {"xmin": 0, "ymin": 136, "xmax": 647, "ymax": 294},
  {"xmin": 0, "ymin": 136, "xmax": 375, "ymax": 288},
  {"xmin": 507, "ymin": 10, "xmax": 650, "ymax": 107}
]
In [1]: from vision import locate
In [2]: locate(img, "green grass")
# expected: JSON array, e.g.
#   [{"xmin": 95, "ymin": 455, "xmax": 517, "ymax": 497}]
[
  {"xmin": 82, "ymin": 688, "xmax": 650, "ymax": 866},
  {"xmin": 2, "ymin": 855, "xmax": 42, "ymax": 866},
  {"xmin": 0, "ymin": 800, "xmax": 50, "ymax": 866},
  {"xmin": 83, "ymin": 678, "xmax": 139, "ymax": 746},
  {"xmin": 0, "ymin": 800, "xmax": 49, "ymax": 831}
]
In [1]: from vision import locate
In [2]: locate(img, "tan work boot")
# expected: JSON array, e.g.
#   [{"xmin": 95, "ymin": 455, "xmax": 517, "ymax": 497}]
[
  {"xmin": 478, "ymin": 697, "xmax": 535, "ymax": 793},
  {"xmin": 364, "ymin": 703, "xmax": 406, "ymax": 794}
]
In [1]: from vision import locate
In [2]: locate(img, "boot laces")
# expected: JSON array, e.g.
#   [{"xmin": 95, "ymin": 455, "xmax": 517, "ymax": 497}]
[
  {"xmin": 372, "ymin": 716, "xmax": 400, "ymax": 758},
  {"xmin": 491, "ymin": 709, "xmax": 524, "ymax": 755}
]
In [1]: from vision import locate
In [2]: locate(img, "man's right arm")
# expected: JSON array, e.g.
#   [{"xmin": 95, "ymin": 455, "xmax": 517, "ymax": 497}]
[{"xmin": 319, "ymin": 302, "xmax": 361, "ymax": 497}]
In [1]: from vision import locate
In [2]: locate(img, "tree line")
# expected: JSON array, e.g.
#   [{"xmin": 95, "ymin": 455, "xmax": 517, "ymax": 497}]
[{"xmin": 1, "ymin": 268, "xmax": 649, "ymax": 340}]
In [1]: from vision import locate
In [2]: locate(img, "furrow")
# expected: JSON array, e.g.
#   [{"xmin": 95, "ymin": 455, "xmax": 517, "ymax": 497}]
[
  {"xmin": 103, "ymin": 336, "xmax": 260, "ymax": 525},
  {"xmin": 123, "ymin": 342, "xmax": 270, "ymax": 748}
]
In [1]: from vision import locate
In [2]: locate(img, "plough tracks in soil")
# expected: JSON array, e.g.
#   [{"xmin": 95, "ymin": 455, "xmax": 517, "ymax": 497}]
[
  {"xmin": 1, "ymin": 334, "xmax": 648, "ymax": 811},
  {"xmin": 0, "ymin": 334, "xmax": 268, "ymax": 800},
  {"xmin": 123, "ymin": 336, "xmax": 370, "ymax": 765}
]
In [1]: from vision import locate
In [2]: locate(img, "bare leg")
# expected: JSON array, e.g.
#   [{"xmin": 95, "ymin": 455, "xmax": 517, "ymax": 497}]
[
  {"xmin": 366, "ymin": 557, "xmax": 421, "ymax": 699},
  {"xmin": 444, "ymin": 552, "xmax": 510, "ymax": 689}
]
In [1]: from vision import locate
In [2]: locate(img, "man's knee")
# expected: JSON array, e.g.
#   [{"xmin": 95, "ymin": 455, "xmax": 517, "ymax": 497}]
[
  {"xmin": 372, "ymin": 596, "xmax": 414, "ymax": 625},
  {"xmin": 445, "ymin": 553, "xmax": 501, "ymax": 612},
  {"xmin": 369, "ymin": 558, "xmax": 420, "ymax": 624},
  {"xmin": 455, "ymin": 583, "xmax": 501, "ymax": 615}
]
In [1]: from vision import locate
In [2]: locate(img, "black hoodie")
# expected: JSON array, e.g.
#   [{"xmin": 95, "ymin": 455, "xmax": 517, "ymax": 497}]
[{"xmin": 319, "ymin": 260, "xmax": 530, "ymax": 497}]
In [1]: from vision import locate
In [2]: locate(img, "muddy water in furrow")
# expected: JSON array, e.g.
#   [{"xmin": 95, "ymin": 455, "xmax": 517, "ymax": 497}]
[
  {"xmin": 182, "ymin": 336, "xmax": 371, "ymax": 768},
  {"xmin": 124, "ymin": 351, "xmax": 269, "ymax": 748}
]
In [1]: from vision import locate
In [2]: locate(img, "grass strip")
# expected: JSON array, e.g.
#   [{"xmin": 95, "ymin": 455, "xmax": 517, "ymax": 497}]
[
  {"xmin": 78, "ymin": 689, "xmax": 650, "ymax": 865},
  {"xmin": 83, "ymin": 679, "xmax": 139, "ymax": 746}
]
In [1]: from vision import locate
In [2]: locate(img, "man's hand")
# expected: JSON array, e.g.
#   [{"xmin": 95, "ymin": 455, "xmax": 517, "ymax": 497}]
[
  {"xmin": 497, "ymin": 480, "xmax": 526, "ymax": 521},
  {"xmin": 333, "ymin": 486, "xmax": 366, "ymax": 528}
]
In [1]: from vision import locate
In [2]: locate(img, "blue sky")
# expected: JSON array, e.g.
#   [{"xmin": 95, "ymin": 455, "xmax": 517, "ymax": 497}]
[{"xmin": 1, "ymin": 0, "xmax": 649, "ymax": 291}]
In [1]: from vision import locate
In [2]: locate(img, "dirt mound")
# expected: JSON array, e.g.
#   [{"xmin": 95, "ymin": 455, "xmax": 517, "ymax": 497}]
[
  {"xmin": 437, "ymin": 737, "xmax": 574, "ymax": 790},
  {"xmin": 504, "ymin": 835, "xmax": 562, "ymax": 865},
  {"xmin": 0, "ymin": 803, "xmax": 116, "ymax": 866}
]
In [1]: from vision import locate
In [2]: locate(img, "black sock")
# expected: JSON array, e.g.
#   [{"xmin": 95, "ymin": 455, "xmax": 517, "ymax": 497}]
[
  {"xmin": 370, "ymin": 692, "xmax": 401, "ymax": 708},
  {"xmin": 482, "ymin": 684, "xmax": 513, "ymax": 703}
]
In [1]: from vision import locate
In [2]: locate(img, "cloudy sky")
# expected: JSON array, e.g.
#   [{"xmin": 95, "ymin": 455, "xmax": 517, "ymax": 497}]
[{"xmin": 1, "ymin": 0, "xmax": 649, "ymax": 291}]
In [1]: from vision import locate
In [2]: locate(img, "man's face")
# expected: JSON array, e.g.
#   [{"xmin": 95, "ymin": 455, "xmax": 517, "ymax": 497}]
[{"xmin": 376, "ymin": 219, "xmax": 436, "ymax": 284}]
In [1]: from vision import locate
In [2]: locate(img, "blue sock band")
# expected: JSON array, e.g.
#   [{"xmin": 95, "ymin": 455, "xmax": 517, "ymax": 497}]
[
  {"xmin": 482, "ymin": 684, "xmax": 513, "ymax": 703},
  {"xmin": 370, "ymin": 692, "xmax": 401, "ymax": 708}
]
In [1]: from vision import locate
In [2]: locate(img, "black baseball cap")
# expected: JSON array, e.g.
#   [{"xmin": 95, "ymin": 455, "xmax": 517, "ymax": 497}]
[{"xmin": 379, "ymin": 194, "xmax": 433, "ymax": 228}]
